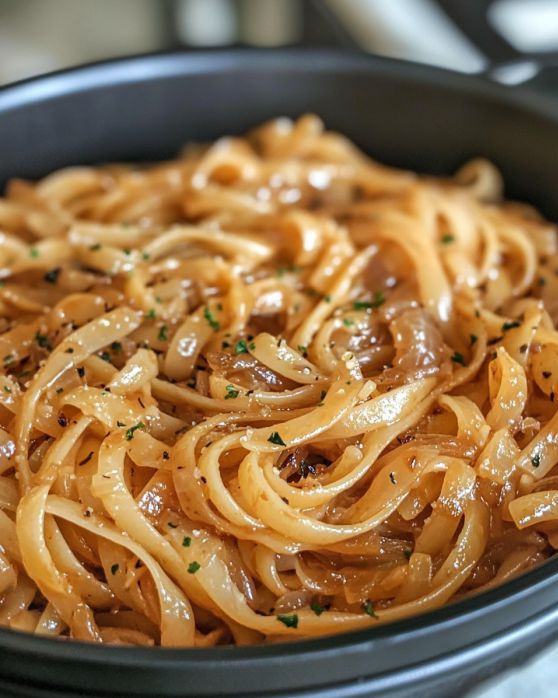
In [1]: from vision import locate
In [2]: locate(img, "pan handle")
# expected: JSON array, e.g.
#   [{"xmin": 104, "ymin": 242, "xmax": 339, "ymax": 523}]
[
  {"xmin": 311, "ymin": 0, "xmax": 558, "ymax": 96},
  {"xmin": 436, "ymin": 0, "xmax": 558, "ymax": 96},
  {"xmin": 484, "ymin": 59, "xmax": 558, "ymax": 99}
]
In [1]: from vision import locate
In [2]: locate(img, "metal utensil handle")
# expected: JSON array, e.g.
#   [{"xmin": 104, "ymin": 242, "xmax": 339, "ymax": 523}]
[{"xmin": 436, "ymin": 0, "xmax": 558, "ymax": 94}]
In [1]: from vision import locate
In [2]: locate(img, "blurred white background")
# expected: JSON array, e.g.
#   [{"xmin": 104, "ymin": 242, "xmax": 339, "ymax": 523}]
[{"xmin": 1, "ymin": 0, "xmax": 557, "ymax": 85}]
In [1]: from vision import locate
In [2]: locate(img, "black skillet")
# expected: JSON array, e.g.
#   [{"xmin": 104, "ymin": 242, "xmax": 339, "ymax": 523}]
[{"xmin": 0, "ymin": 45, "xmax": 558, "ymax": 698}]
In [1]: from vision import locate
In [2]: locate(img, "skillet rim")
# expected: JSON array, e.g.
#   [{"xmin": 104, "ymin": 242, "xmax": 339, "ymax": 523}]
[{"xmin": 0, "ymin": 47, "xmax": 557, "ymax": 680}]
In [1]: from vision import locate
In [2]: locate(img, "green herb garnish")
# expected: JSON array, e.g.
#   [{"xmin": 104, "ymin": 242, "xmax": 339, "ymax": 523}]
[
  {"xmin": 125, "ymin": 421, "xmax": 145, "ymax": 441},
  {"xmin": 182, "ymin": 536, "xmax": 192, "ymax": 548},
  {"xmin": 35, "ymin": 333, "xmax": 52, "ymax": 351},
  {"xmin": 502, "ymin": 321, "xmax": 521, "ymax": 331},
  {"xmin": 204, "ymin": 306, "xmax": 220, "ymax": 332},
  {"xmin": 310, "ymin": 603, "xmax": 325, "ymax": 616},
  {"xmin": 451, "ymin": 352, "xmax": 466, "ymax": 366},
  {"xmin": 187, "ymin": 561, "xmax": 201, "ymax": 574},
  {"xmin": 268, "ymin": 431, "xmax": 286, "ymax": 446},
  {"xmin": 224, "ymin": 384, "xmax": 239, "ymax": 400},
  {"xmin": 235, "ymin": 339, "xmax": 248, "ymax": 354},
  {"xmin": 362, "ymin": 600, "xmax": 378, "ymax": 618},
  {"xmin": 277, "ymin": 614, "xmax": 298, "ymax": 629},
  {"xmin": 353, "ymin": 290, "xmax": 385, "ymax": 310},
  {"xmin": 44, "ymin": 267, "xmax": 61, "ymax": 284},
  {"xmin": 158, "ymin": 324, "xmax": 169, "ymax": 342}
]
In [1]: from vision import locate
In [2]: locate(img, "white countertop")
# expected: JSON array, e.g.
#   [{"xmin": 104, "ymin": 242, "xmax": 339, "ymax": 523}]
[{"xmin": 473, "ymin": 641, "xmax": 558, "ymax": 697}]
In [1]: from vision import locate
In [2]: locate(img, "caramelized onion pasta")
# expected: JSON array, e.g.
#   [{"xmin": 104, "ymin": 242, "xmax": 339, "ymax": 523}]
[{"xmin": 0, "ymin": 115, "xmax": 556, "ymax": 646}]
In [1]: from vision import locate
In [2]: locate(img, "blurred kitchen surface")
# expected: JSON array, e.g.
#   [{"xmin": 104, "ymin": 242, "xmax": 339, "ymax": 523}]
[
  {"xmin": 1, "ymin": 0, "xmax": 558, "ymax": 85},
  {"xmin": 1, "ymin": 0, "xmax": 558, "ymax": 696}
]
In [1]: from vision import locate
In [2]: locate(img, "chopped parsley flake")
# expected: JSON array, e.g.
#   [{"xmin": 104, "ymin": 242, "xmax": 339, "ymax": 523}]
[
  {"xmin": 362, "ymin": 600, "xmax": 378, "ymax": 618},
  {"xmin": 310, "ymin": 602, "xmax": 325, "ymax": 616},
  {"xmin": 3, "ymin": 355, "xmax": 14, "ymax": 367},
  {"xmin": 324, "ymin": 294, "xmax": 332, "ymax": 303},
  {"xmin": 125, "ymin": 421, "xmax": 145, "ymax": 441},
  {"xmin": 502, "ymin": 321, "xmax": 521, "ymax": 331},
  {"xmin": 403, "ymin": 549, "xmax": 412, "ymax": 560},
  {"xmin": 44, "ymin": 267, "xmax": 61, "ymax": 284},
  {"xmin": 277, "ymin": 614, "xmax": 298, "ymax": 629},
  {"xmin": 343, "ymin": 318, "xmax": 354, "ymax": 327},
  {"xmin": 146, "ymin": 308, "xmax": 156, "ymax": 320},
  {"xmin": 487, "ymin": 336, "xmax": 503, "ymax": 346},
  {"xmin": 531, "ymin": 454, "xmax": 541, "ymax": 468},
  {"xmin": 110, "ymin": 564, "xmax": 119, "ymax": 575},
  {"xmin": 298, "ymin": 345, "xmax": 308, "ymax": 357},
  {"xmin": 89, "ymin": 243, "xmax": 102, "ymax": 251},
  {"xmin": 224, "ymin": 384, "xmax": 239, "ymax": 400},
  {"xmin": 29, "ymin": 247, "xmax": 39, "ymax": 258},
  {"xmin": 235, "ymin": 339, "xmax": 248, "ymax": 354},
  {"xmin": 187, "ymin": 561, "xmax": 201, "ymax": 574},
  {"xmin": 372, "ymin": 290, "xmax": 385, "ymax": 308},
  {"xmin": 111, "ymin": 341, "xmax": 122, "ymax": 353},
  {"xmin": 35, "ymin": 333, "xmax": 52, "ymax": 351},
  {"xmin": 353, "ymin": 291, "xmax": 385, "ymax": 310},
  {"xmin": 3, "ymin": 386, "xmax": 11, "ymax": 394},
  {"xmin": 142, "ymin": 251, "xmax": 150, "ymax": 261},
  {"xmin": 182, "ymin": 536, "xmax": 192, "ymax": 548},
  {"xmin": 277, "ymin": 265, "xmax": 302, "ymax": 277},
  {"xmin": 268, "ymin": 431, "xmax": 286, "ymax": 446},
  {"xmin": 99, "ymin": 351, "xmax": 111, "ymax": 363},
  {"xmin": 204, "ymin": 306, "xmax": 220, "ymax": 332},
  {"xmin": 451, "ymin": 352, "xmax": 466, "ymax": 366},
  {"xmin": 158, "ymin": 324, "xmax": 169, "ymax": 342},
  {"xmin": 440, "ymin": 234, "xmax": 455, "ymax": 244}
]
